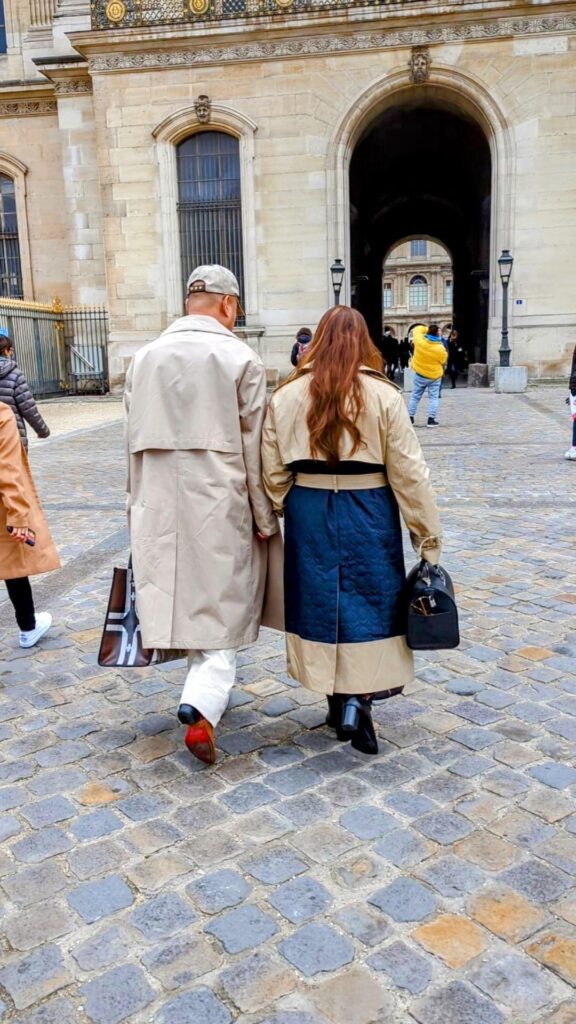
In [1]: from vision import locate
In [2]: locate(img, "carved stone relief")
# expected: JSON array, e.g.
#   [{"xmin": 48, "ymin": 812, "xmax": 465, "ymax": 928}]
[
  {"xmin": 0, "ymin": 99, "xmax": 57, "ymax": 116},
  {"xmin": 52, "ymin": 78, "xmax": 93, "ymax": 95},
  {"xmin": 194, "ymin": 94, "xmax": 212, "ymax": 123},
  {"xmin": 409, "ymin": 46, "xmax": 430, "ymax": 84}
]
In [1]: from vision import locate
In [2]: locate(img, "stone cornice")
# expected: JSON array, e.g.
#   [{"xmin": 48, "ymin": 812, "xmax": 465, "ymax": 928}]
[
  {"xmin": 85, "ymin": 10, "xmax": 576, "ymax": 72},
  {"xmin": 33, "ymin": 57, "xmax": 92, "ymax": 94}
]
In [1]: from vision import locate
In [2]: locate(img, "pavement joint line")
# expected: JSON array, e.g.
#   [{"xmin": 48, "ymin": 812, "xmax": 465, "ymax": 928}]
[
  {"xmin": 29, "ymin": 418, "xmax": 123, "ymax": 449},
  {"xmin": 43, "ymin": 504, "xmax": 122, "ymax": 512},
  {"xmin": 517, "ymin": 392, "xmax": 571, "ymax": 427},
  {"xmin": 419, "ymin": 440, "xmax": 562, "ymax": 447}
]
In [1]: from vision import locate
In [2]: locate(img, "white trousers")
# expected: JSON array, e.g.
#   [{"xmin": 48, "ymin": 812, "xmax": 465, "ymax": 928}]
[{"xmin": 180, "ymin": 649, "xmax": 238, "ymax": 727}]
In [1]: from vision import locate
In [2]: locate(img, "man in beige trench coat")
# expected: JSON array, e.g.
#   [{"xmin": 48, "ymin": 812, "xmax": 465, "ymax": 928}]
[{"xmin": 124, "ymin": 266, "xmax": 278, "ymax": 763}]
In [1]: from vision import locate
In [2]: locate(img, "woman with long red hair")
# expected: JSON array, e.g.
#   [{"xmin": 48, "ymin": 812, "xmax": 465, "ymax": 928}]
[{"xmin": 262, "ymin": 306, "xmax": 442, "ymax": 754}]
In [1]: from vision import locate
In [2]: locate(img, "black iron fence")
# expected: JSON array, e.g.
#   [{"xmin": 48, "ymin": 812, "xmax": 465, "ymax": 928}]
[
  {"xmin": 0, "ymin": 298, "xmax": 109, "ymax": 398},
  {"xmin": 92, "ymin": 0, "xmax": 425, "ymax": 30}
]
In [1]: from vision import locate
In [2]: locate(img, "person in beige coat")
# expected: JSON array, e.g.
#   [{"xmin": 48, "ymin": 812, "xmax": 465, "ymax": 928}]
[
  {"xmin": 261, "ymin": 306, "xmax": 442, "ymax": 755},
  {"xmin": 0, "ymin": 402, "xmax": 60, "ymax": 647},
  {"xmin": 125, "ymin": 265, "xmax": 278, "ymax": 764}
]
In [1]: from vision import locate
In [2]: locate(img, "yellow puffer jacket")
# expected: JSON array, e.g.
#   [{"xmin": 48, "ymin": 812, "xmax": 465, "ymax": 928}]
[{"xmin": 411, "ymin": 325, "xmax": 447, "ymax": 381}]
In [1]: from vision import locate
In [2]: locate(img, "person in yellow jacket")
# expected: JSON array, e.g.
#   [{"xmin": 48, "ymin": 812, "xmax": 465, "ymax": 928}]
[{"xmin": 408, "ymin": 323, "xmax": 448, "ymax": 426}]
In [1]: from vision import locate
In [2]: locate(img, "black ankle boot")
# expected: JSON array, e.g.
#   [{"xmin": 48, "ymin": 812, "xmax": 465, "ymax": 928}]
[
  {"xmin": 341, "ymin": 696, "xmax": 379, "ymax": 755},
  {"xmin": 351, "ymin": 710, "xmax": 379, "ymax": 755},
  {"xmin": 326, "ymin": 694, "xmax": 347, "ymax": 741},
  {"xmin": 178, "ymin": 703, "xmax": 200, "ymax": 725}
]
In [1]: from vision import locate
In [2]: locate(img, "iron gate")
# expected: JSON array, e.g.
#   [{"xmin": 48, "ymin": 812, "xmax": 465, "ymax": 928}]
[{"xmin": 0, "ymin": 298, "xmax": 109, "ymax": 397}]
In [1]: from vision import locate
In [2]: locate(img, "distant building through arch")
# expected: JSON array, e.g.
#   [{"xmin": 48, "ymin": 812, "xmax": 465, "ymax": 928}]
[{"xmin": 382, "ymin": 238, "xmax": 453, "ymax": 341}]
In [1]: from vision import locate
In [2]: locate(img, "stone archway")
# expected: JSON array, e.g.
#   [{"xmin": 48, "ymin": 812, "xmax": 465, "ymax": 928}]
[{"xmin": 327, "ymin": 68, "xmax": 514, "ymax": 363}]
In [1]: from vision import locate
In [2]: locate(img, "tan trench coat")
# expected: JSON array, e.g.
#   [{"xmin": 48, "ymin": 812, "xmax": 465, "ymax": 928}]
[
  {"xmin": 125, "ymin": 315, "xmax": 278, "ymax": 650},
  {"xmin": 0, "ymin": 402, "xmax": 60, "ymax": 581},
  {"xmin": 261, "ymin": 369, "xmax": 442, "ymax": 694}
]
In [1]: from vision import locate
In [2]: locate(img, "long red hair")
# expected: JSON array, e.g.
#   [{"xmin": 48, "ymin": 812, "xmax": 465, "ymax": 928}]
[{"xmin": 280, "ymin": 306, "xmax": 383, "ymax": 466}]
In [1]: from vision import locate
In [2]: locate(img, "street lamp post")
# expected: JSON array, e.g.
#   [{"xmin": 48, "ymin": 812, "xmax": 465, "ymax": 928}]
[
  {"xmin": 498, "ymin": 249, "xmax": 514, "ymax": 368},
  {"xmin": 330, "ymin": 259, "xmax": 345, "ymax": 305}
]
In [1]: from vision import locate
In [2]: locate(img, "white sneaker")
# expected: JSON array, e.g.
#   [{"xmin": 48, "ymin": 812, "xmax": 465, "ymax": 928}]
[
  {"xmin": 565, "ymin": 447, "xmax": 576, "ymax": 461},
  {"xmin": 19, "ymin": 611, "xmax": 52, "ymax": 649}
]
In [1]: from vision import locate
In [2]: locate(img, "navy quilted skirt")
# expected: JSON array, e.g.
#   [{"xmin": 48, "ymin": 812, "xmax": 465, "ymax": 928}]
[{"xmin": 283, "ymin": 482, "xmax": 414, "ymax": 694}]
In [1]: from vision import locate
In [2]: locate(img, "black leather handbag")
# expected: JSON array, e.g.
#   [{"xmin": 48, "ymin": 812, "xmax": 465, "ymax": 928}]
[{"xmin": 405, "ymin": 560, "xmax": 460, "ymax": 651}]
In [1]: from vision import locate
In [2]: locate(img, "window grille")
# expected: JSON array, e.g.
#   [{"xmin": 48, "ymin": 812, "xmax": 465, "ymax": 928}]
[
  {"xmin": 177, "ymin": 131, "xmax": 245, "ymax": 324},
  {"xmin": 0, "ymin": 175, "xmax": 23, "ymax": 299},
  {"xmin": 383, "ymin": 283, "xmax": 393, "ymax": 308}
]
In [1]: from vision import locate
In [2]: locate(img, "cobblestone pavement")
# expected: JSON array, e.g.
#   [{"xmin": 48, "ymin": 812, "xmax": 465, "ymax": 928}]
[{"xmin": 1, "ymin": 386, "xmax": 576, "ymax": 1024}]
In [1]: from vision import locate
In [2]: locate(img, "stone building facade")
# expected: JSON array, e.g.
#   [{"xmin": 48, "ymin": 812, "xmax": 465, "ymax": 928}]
[
  {"xmin": 1, "ymin": 0, "xmax": 575, "ymax": 382},
  {"xmin": 382, "ymin": 238, "xmax": 453, "ymax": 342}
]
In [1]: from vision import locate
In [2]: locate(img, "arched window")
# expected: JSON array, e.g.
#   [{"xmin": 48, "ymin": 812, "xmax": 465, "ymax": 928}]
[
  {"xmin": 177, "ymin": 131, "xmax": 244, "ymax": 320},
  {"xmin": 409, "ymin": 275, "xmax": 428, "ymax": 310},
  {"xmin": 0, "ymin": 174, "xmax": 23, "ymax": 298}
]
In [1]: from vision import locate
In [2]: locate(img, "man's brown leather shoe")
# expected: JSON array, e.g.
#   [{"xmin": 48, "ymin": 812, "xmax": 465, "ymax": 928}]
[{"xmin": 184, "ymin": 718, "xmax": 216, "ymax": 765}]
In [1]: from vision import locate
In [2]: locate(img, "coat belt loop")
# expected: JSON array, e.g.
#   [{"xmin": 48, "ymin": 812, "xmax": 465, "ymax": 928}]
[{"xmin": 333, "ymin": 475, "xmax": 339, "ymax": 493}]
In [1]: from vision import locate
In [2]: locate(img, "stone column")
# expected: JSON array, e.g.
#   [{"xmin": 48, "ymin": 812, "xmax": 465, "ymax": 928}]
[{"xmin": 53, "ymin": 75, "xmax": 106, "ymax": 305}]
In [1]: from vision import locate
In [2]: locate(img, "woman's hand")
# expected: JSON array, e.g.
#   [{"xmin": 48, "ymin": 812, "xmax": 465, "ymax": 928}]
[
  {"xmin": 256, "ymin": 531, "xmax": 270, "ymax": 542},
  {"xmin": 8, "ymin": 527, "xmax": 35, "ymax": 544}
]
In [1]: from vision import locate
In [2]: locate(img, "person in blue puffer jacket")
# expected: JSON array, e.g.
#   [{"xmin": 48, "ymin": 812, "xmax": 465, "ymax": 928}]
[{"xmin": 0, "ymin": 329, "xmax": 50, "ymax": 450}]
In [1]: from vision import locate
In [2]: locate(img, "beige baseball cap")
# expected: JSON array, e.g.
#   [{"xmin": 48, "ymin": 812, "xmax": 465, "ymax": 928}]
[{"xmin": 186, "ymin": 264, "xmax": 240, "ymax": 298}]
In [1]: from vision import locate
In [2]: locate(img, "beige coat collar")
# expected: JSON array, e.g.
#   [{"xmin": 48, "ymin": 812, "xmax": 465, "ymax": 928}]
[{"xmin": 162, "ymin": 314, "xmax": 236, "ymax": 340}]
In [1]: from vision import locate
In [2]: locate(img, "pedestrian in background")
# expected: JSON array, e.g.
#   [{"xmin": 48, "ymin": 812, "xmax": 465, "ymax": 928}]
[
  {"xmin": 441, "ymin": 326, "xmax": 451, "ymax": 357},
  {"xmin": 382, "ymin": 329, "xmax": 399, "ymax": 380},
  {"xmin": 447, "ymin": 334, "xmax": 458, "ymax": 389},
  {"xmin": 0, "ymin": 402, "xmax": 58, "ymax": 647},
  {"xmin": 262, "ymin": 306, "xmax": 441, "ymax": 756},
  {"xmin": 125, "ymin": 265, "xmax": 277, "ymax": 765},
  {"xmin": 408, "ymin": 323, "xmax": 447, "ymax": 426},
  {"xmin": 399, "ymin": 337, "xmax": 411, "ymax": 370},
  {"xmin": 566, "ymin": 342, "xmax": 576, "ymax": 461},
  {"xmin": 0, "ymin": 329, "xmax": 50, "ymax": 450},
  {"xmin": 290, "ymin": 327, "xmax": 313, "ymax": 367},
  {"xmin": 447, "ymin": 329, "xmax": 466, "ymax": 388}
]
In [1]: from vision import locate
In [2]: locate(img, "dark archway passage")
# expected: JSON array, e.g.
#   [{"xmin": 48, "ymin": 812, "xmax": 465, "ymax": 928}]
[{"xmin": 350, "ymin": 93, "xmax": 491, "ymax": 361}]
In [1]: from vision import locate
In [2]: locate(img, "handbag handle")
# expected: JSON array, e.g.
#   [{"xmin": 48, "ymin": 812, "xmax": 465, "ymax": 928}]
[
  {"xmin": 417, "ymin": 560, "xmax": 447, "ymax": 587},
  {"xmin": 418, "ymin": 559, "xmax": 431, "ymax": 586}
]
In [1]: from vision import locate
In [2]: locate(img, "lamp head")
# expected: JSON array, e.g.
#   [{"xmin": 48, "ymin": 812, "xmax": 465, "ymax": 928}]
[
  {"xmin": 330, "ymin": 259, "xmax": 345, "ymax": 291},
  {"xmin": 498, "ymin": 249, "xmax": 513, "ymax": 285}
]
